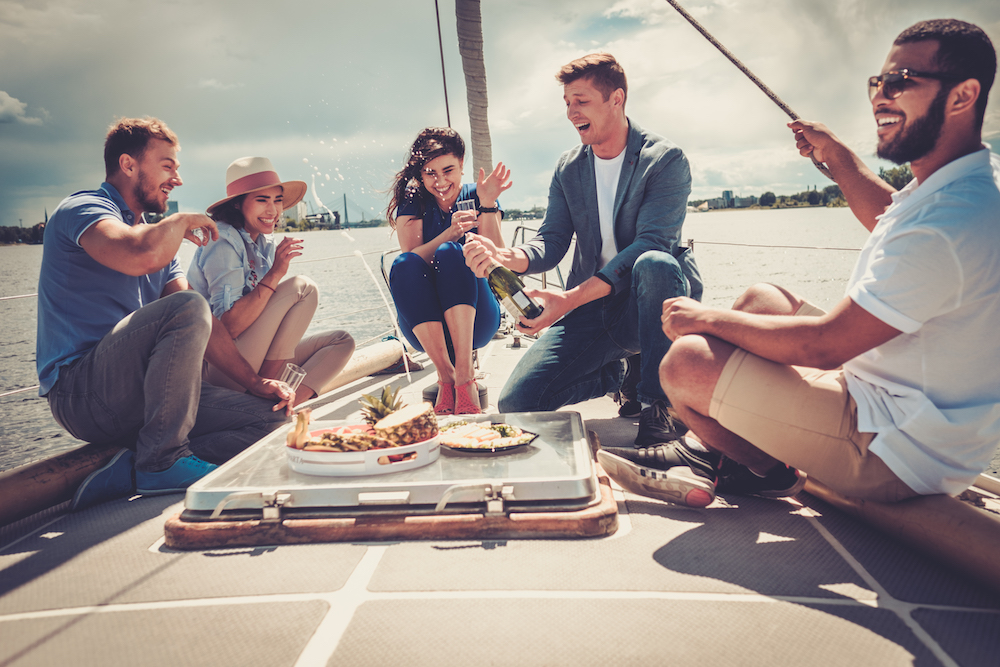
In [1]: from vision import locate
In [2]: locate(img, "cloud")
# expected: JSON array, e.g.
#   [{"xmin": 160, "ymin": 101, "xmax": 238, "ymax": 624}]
[
  {"xmin": 197, "ymin": 79, "xmax": 244, "ymax": 91},
  {"xmin": 0, "ymin": 91, "xmax": 43, "ymax": 125},
  {"xmin": 0, "ymin": 0, "xmax": 997, "ymax": 227}
]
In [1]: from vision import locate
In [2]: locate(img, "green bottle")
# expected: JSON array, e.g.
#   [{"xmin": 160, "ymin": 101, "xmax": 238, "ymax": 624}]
[{"xmin": 487, "ymin": 261, "xmax": 544, "ymax": 320}]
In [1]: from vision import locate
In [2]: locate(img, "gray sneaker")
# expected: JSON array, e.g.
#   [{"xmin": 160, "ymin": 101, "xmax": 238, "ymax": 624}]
[{"xmin": 598, "ymin": 439, "xmax": 719, "ymax": 508}]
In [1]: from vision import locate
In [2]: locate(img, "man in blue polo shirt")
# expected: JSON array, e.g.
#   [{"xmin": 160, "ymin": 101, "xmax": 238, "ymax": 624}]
[{"xmin": 38, "ymin": 117, "xmax": 292, "ymax": 509}]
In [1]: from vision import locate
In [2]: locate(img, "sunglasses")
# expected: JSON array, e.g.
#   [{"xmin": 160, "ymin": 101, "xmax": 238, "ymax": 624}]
[{"xmin": 868, "ymin": 69, "xmax": 962, "ymax": 101}]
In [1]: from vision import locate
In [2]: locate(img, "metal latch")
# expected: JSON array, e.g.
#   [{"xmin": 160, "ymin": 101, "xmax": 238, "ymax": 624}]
[
  {"xmin": 210, "ymin": 489, "xmax": 291, "ymax": 522},
  {"xmin": 434, "ymin": 483, "xmax": 515, "ymax": 514}
]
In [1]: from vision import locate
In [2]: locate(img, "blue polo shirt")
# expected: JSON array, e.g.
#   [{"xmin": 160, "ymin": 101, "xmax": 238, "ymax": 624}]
[{"xmin": 36, "ymin": 182, "xmax": 184, "ymax": 395}]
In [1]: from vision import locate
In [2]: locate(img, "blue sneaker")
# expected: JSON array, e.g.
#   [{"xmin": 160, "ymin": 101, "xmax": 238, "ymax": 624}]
[
  {"xmin": 71, "ymin": 448, "xmax": 135, "ymax": 511},
  {"xmin": 136, "ymin": 455, "xmax": 218, "ymax": 495}
]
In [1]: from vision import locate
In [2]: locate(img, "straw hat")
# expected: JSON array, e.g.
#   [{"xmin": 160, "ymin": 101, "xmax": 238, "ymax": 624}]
[{"xmin": 207, "ymin": 156, "xmax": 307, "ymax": 214}]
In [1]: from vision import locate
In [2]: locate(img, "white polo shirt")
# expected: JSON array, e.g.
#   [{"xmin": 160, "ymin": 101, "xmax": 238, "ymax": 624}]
[{"xmin": 844, "ymin": 148, "xmax": 1000, "ymax": 495}]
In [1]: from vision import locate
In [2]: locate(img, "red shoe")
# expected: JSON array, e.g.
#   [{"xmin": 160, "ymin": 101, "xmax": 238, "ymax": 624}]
[
  {"xmin": 455, "ymin": 379, "xmax": 482, "ymax": 415},
  {"xmin": 434, "ymin": 381, "xmax": 455, "ymax": 415}
]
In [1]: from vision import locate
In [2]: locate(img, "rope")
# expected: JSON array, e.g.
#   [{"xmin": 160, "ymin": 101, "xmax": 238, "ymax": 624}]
[
  {"xmin": 663, "ymin": 0, "xmax": 833, "ymax": 181},
  {"xmin": 0, "ymin": 293, "xmax": 37, "ymax": 301},
  {"xmin": 434, "ymin": 0, "xmax": 452, "ymax": 126},
  {"xmin": 0, "ymin": 385, "xmax": 39, "ymax": 399},
  {"xmin": 691, "ymin": 240, "xmax": 860, "ymax": 252},
  {"xmin": 293, "ymin": 248, "xmax": 385, "ymax": 264}
]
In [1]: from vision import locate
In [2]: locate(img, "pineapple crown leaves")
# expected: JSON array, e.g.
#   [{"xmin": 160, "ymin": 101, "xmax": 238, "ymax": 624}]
[{"xmin": 359, "ymin": 385, "xmax": 406, "ymax": 424}]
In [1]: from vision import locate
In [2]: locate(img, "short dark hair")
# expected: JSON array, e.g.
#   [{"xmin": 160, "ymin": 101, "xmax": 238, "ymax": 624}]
[
  {"xmin": 556, "ymin": 53, "xmax": 628, "ymax": 105},
  {"xmin": 895, "ymin": 19, "xmax": 996, "ymax": 129},
  {"xmin": 103, "ymin": 117, "xmax": 179, "ymax": 179}
]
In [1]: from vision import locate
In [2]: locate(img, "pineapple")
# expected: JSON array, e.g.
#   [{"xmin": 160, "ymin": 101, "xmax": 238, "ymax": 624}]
[
  {"xmin": 359, "ymin": 385, "xmax": 404, "ymax": 425},
  {"xmin": 373, "ymin": 402, "xmax": 439, "ymax": 445},
  {"xmin": 359, "ymin": 386, "xmax": 439, "ymax": 445}
]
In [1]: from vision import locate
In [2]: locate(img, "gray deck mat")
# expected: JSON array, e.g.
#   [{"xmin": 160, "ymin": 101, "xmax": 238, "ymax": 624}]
[{"xmin": 2, "ymin": 340, "xmax": 999, "ymax": 665}]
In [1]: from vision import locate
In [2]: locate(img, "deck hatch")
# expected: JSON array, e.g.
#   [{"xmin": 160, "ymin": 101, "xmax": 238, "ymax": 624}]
[{"xmin": 180, "ymin": 412, "xmax": 599, "ymax": 521}]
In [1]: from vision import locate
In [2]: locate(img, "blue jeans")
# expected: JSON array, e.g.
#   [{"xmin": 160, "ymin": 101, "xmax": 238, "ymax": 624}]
[
  {"xmin": 498, "ymin": 250, "xmax": 690, "ymax": 412},
  {"xmin": 47, "ymin": 291, "xmax": 288, "ymax": 472},
  {"xmin": 390, "ymin": 242, "xmax": 501, "ymax": 353}
]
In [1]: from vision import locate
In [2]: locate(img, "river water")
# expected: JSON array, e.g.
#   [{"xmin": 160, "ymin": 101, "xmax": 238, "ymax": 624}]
[{"xmin": 3, "ymin": 209, "xmax": 997, "ymax": 476}]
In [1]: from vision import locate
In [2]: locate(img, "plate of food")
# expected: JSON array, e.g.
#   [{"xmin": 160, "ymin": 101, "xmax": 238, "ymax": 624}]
[
  {"xmin": 438, "ymin": 420, "xmax": 537, "ymax": 453},
  {"xmin": 285, "ymin": 386, "xmax": 440, "ymax": 476}
]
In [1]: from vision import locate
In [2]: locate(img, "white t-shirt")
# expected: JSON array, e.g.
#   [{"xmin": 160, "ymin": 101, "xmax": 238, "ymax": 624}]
[
  {"xmin": 844, "ymin": 148, "xmax": 1000, "ymax": 495},
  {"xmin": 594, "ymin": 149, "xmax": 626, "ymax": 269}
]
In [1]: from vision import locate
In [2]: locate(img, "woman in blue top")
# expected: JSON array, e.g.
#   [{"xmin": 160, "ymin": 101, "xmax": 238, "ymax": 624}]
[
  {"xmin": 386, "ymin": 127, "xmax": 512, "ymax": 415},
  {"xmin": 188, "ymin": 156, "xmax": 355, "ymax": 406}
]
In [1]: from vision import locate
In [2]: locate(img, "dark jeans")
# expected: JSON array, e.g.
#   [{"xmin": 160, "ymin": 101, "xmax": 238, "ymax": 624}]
[
  {"xmin": 498, "ymin": 250, "xmax": 690, "ymax": 412},
  {"xmin": 390, "ymin": 241, "xmax": 501, "ymax": 353}
]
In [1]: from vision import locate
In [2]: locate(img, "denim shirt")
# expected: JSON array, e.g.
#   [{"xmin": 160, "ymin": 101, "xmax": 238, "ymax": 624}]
[{"xmin": 187, "ymin": 223, "xmax": 275, "ymax": 319}]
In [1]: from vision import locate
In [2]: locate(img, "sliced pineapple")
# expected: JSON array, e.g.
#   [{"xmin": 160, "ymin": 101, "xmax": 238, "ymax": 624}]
[
  {"xmin": 359, "ymin": 385, "xmax": 405, "ymax": 425},
  {"xmin": 373, "ymin": 402, "xmax": 439, "ymax": 445}
]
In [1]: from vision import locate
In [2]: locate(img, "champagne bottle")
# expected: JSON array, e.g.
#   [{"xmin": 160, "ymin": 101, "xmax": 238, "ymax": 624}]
[{"xmin": 487, "ymin": 260, "xmax": 544, "ymax": 320}]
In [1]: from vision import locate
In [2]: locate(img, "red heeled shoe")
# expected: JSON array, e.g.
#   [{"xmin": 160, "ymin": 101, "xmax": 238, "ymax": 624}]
[
  {"xmin": 455, "ymin": 379, "xmax": 482, "ymax": 415},
  {"xmin": 434, "ymin": 381, "xmax": 455, "ymax": 415}
]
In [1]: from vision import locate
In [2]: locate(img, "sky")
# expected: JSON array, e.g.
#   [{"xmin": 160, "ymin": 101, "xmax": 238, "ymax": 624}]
[{"xmin": 1, "ymin": 0, "xmax": 998, "ymax": 228}]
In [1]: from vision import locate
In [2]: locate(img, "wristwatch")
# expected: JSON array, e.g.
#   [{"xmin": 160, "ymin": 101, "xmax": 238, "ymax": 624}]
[{"xmin": 477, "ymin": 205, "xmax": 499, "ymax": 213}]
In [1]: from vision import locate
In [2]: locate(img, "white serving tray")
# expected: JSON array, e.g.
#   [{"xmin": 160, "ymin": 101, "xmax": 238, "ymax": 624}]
[{"xmin": 286, "ymin": 434, "xmax": 440, "ymax": 477}]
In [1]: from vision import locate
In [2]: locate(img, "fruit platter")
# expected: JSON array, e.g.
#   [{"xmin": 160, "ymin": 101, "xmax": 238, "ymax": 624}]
[
  {"xmin": 439, "ymin": 419, "xmax": 537, "ymax": 453},
  {"xmin": 285, "ymin": 386, "xmax": 440, "ymax": 477}
]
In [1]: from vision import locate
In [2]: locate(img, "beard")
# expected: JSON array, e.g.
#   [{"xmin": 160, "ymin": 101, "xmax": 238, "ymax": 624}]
[
  {"xmin": 876, "ymin": 86, "xmax": 949, "ymax": 165},
  {"xmin": 134, "ymin": 170, "xmax": 167, "ymax": 214}
]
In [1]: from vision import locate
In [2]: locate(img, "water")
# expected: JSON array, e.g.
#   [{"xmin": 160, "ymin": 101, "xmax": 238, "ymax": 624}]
[
  {"xmin": 3, "ymin": 209, "xmax": 997, "ymax": 476},
  {"xmin": 0, "ymin": 226, "xmax": 401, "ymax": 471}
]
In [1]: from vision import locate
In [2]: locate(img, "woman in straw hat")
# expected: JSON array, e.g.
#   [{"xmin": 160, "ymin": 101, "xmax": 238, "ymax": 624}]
[
  {"xmin": 386, "ymin": 127, "xmax": 512, "ymax": 415},
  {"xmin": 188, "ymin": 156, "xmax": 355, "ymax": 406}
]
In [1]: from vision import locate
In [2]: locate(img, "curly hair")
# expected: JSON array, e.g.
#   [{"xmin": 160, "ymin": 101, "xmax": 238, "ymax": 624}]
[{"xmin": 386, "ymin": 127, "xmax": 465, "ymax": 228}]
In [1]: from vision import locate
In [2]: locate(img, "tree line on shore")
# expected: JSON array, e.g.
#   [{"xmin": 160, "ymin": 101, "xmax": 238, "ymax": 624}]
[
  {"xmin": 689, "ymin": 164, "xmax": 914, "ymax": 210},
  {"xmin": 0, "ymin": 166, "xmax": 917, "ymax": 243}
]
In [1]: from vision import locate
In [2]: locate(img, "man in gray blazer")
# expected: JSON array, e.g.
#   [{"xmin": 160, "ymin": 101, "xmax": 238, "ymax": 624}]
[{"xmin": 464, "ymin": 53, "xmax": 703, "ymax": 452}]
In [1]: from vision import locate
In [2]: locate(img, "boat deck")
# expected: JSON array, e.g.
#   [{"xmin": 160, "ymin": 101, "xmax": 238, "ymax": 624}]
[{"xmin": 2, "ymin": 330, "xmax": 999, "ymax": 666}]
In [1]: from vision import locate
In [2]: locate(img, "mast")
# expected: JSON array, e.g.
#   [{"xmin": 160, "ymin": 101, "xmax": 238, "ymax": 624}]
[{"xmin": 455, "ymin": 0, "xmax": 493, "ymax": 174}]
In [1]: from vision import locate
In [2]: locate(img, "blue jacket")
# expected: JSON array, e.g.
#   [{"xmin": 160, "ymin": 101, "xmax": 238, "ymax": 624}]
[{"xmin": 519, "ymin": 119, "xmax": 701, "ymax": 300}]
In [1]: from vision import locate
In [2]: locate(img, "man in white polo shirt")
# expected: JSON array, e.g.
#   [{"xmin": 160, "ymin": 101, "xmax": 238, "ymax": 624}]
[{"xmin": 599, "ymin": 19, "xmax": 1000, "ymax": 507}]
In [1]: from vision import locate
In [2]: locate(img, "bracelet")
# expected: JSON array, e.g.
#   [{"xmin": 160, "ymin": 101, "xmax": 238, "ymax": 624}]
[
  {"xmin": 477, "ymin": 205, "xmax": 499, "ymax": 214},
  {"xmin": 258, "ymin": 283, "xmax": 276, "ymax": 293}
]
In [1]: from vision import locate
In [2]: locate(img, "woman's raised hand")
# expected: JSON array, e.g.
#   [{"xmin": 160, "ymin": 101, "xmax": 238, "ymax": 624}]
[
  {"xmin": 271, "ymin": 236, "xmax": 304, "ymax": 278},
  {"xmin": 476, "ymin": 162, "xmax": 513, "ymax": 205}
]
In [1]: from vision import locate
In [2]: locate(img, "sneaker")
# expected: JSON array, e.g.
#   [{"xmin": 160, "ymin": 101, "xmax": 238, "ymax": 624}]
[
  {"xmin": 597, "ymin": 439, "xmax": 719, "ymax": 508},
  {"xmin": 618, "ymin": 399, "xmax": 642, "ymax": 418},
  {"xmin": 634, "ymin": 400, "xmax": 688, "ymax": 447},
  {"xmin": 70, "ymin": 448, "xmax": 135, "ymax": 511},
  {"xmin": 136, "ymin": 455, "xmax": 218, "ymax": 496},
  {"xmin": 716, "ymin": 457, "xmax": 807, "ymax": 499}
]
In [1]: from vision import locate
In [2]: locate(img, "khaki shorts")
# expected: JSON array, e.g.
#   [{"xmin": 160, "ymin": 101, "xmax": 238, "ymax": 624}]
[{"xmin": 709, "ymin": 304, "xmax": 918, "ymax": 502}]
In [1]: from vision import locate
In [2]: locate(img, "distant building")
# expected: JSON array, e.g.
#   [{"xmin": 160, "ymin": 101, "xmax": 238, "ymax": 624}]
[
  {"xmin": 733, "ymin": 195, "xmax": 757, "ymax": 208},
  {"xmin": 722, "ymin": 190, "xmax": 734, "ymax": 208}
]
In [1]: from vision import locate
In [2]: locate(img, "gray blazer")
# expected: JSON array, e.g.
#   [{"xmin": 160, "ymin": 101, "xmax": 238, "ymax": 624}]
[{"xmin": 519, "ymin": 119, "xmax": 702, "ymax": 301}]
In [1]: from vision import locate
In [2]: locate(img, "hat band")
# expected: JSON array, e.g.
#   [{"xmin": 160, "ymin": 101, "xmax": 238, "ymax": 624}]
[{"xmin": 227, "ymin": 171, "xmax": 282, "ymax": 197}]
